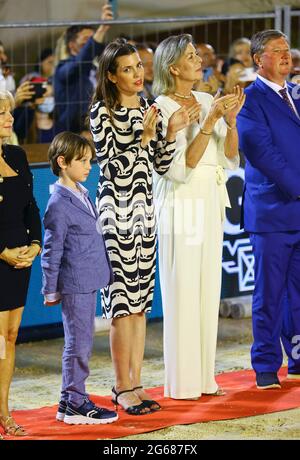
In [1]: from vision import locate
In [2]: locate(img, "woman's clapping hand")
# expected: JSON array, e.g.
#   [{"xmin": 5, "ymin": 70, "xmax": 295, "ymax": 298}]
[
  {"xmin": 142, "ymin": 101, "xmax": 202, "ymax": 146},
  {"xmin": 224, "ymin": 85, "xmax": 246, "ymax": 127},
  {"xmin": 141, "ymin": 105, "xmax": 159, "ymax": 147},
  {"xmin": 166, "ymin": 103, "xmax": 201, "ymax": 141}
]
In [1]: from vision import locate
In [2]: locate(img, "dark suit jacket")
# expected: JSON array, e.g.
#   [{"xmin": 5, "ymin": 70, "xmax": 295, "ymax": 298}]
[
  {"xmin": 54, "ymin": 37, "xmax": 105, "ymax": 133},
  {"xmin": 237, "ymin": 78, "xmax": 300, "ymax": 232},
  {"xmin": 41, "ymin": 183, "xmax": 113, "ymax": 295},
  {"xmin": 0, "ymin": 144, "xmax": 41, "ymax": 253}
]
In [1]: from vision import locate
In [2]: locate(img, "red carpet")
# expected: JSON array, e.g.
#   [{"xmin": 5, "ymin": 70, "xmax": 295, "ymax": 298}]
[{"xmin": 2, "ymin": 367, "xmax": 300, "ymax": 440}]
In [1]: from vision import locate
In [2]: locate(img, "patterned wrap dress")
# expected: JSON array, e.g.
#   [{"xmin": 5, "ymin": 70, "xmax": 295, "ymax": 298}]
[{"xmin": 90, "ymin": 97, "xmax": 175, "ymax": 319}]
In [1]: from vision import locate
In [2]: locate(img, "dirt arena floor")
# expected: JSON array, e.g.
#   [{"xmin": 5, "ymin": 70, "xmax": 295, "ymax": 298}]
[{"xmin": 11, "ymin": 318, "xmax": 300, "ymax": 440}]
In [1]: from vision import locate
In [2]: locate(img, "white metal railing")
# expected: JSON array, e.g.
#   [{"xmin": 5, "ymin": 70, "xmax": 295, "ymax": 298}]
[{"xmin": 0, "ymin": 10, "xmax": 283, "ymax": 29}]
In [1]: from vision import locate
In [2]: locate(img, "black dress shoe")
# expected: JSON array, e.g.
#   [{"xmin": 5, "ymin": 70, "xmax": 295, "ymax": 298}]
[{"xmin": 256, "ymin": 372, "xmax": 281, "ymax": 389}]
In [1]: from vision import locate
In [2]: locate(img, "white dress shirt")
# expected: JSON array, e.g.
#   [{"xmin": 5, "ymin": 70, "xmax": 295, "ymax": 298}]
[{"xmin": 257, "ymin": 74, "xmax": 299, "ymax": 118}]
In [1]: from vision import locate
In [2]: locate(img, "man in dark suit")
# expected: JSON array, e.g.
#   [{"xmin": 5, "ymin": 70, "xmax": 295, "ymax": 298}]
[
  {"xmin": 237, "ymin": 30, "xmax": 300, "ymax": 389},
  {"xmin": 54, "ymin": 3, "xmax": 112, "ymax": 134}
]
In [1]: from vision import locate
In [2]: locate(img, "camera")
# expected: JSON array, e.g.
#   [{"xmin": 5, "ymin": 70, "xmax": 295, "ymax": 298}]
[{"xmin": 29, "ymin": 81, "xmax": 47, "ymax": 102}]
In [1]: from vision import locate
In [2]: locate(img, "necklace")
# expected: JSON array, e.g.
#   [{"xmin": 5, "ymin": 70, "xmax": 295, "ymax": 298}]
[{"xmin": 174, "ymin": 92, "xmax": 192, "ymax": 100}]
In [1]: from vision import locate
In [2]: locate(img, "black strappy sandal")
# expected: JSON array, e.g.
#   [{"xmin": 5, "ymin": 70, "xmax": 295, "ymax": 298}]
[
  {"xmin": 133, "ymin": 385, "xmax": 161, "ymax": 411},
  {"xmin": 111, "ymin": 387, "xmax": 152, "ymax": 416}
]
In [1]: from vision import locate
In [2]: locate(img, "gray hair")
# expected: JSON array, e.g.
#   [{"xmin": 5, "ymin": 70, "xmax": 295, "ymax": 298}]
[
  {"xmin": 291, "ymin": 48, "xmax": 300, "ymax": 60},
  {"xmin": 251, "ymin": 29, "xmax": 288, "ymax": 59},
  {"xmin": 153, "ymin": 34, "xmax": 193, "ymax": 95},
  {"xmin": 229, "ymin": 37, "xmax": 251, "ymax": 59}
]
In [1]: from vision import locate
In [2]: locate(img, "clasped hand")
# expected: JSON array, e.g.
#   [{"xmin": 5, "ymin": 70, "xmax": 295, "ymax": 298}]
[{"xmin": 0, "ymin": 244, "xmax": 40, "ymax": 269}]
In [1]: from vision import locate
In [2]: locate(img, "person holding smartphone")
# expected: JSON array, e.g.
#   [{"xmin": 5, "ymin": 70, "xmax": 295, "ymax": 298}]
[
  {"xmin": 13, "ymin": 77, "xmax": 55, "ymax": 144},
  {"xmin": 54, "ymin": 2, "xmax": 113, "ymax": 134},
  {"xmin": 108, "ymin": 0, "xmax": 118, "ymax": 19}
]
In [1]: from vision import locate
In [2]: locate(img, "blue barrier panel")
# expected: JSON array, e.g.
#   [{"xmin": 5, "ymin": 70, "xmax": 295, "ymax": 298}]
[
  {"xmin": 21, "ymin": 163, "xmax": 163, "ymax": 329},
  {"xmin": 21, "ymin": 162, "xmax": 252, "ymax": 332}
]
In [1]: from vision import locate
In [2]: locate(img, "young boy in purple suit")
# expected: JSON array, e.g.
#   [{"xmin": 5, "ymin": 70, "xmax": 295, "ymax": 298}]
[{"xmin": 41, "ymin": 132, "xmax": 118, "ymax": 425}]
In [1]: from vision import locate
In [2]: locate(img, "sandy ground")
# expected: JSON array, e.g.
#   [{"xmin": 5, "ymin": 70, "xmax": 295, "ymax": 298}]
[{"xmin": 10, "ymin": 318, "xmax": 300, "ymax": 440}]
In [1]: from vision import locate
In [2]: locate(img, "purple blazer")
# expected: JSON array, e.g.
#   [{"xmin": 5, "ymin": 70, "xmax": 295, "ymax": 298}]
[{"xmin": 41, "ymin": 184, "xmax": 113, "ymax": 295}]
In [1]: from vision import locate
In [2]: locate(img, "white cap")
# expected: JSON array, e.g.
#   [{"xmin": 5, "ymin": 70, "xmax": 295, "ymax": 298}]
[{"xmin": 239, "ymin": 67, "xmax": 257, "ymax": 82}]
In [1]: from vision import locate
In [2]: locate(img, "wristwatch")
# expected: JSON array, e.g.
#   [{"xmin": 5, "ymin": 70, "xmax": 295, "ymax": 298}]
[{"xmin": 31, "ymin": 240, "xmax": 42, "ymax": 256}]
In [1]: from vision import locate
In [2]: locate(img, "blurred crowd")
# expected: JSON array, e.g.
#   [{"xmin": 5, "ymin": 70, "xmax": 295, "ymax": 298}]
[{"xmin": 0, "ymin": 3, "xmax": 300, "ymax": 146}]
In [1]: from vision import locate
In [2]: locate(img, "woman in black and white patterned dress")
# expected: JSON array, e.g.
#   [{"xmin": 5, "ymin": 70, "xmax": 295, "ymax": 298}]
[{"xmin": 90, "ymin": 39, "xmax": 193, "ymax": 415}]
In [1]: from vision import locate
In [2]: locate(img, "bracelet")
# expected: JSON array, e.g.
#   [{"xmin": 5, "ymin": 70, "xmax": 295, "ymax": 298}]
[
  {"xmin": 30, "ymin": 240, "xmax": 41, "ymax": 247},
  {"xmin": 200, "ymin": 128, "xmax": 213, "ymax": 135},
  {"xmin": 30, "ymin": 241, "xmax": 42, "ymax": 256},
  {"xmin": 224, "ymin": 120, "xmax": 237, "ymax": 130}
]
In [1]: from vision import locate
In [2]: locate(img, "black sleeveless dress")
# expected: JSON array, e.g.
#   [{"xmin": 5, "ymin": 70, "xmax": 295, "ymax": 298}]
[{"xmin": 0, "ymin": 144, "xmax": 41, "ymax": 311}]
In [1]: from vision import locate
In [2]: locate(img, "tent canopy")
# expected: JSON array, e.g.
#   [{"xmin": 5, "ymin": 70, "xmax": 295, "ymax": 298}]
[{"xmin": 1, "ymin": 0, "xmax": 299, "ymax": 24}]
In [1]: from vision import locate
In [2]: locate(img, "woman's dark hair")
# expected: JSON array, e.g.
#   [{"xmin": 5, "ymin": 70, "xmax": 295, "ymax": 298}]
[
  {"xmin": 90, "ymin": 38, "xmax": 138, "ymax": 119},
  {"xmin": 48, "ymin": 131, "xmax": 95, "ymax": 176}
]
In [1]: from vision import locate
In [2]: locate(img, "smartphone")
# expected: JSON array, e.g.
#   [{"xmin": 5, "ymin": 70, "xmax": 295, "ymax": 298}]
[
  {"xmin": 29, "ymin": 82, "xmax": 47, "ymax": 102},
  {"xmin": 108, "ymin": 0, "xmax": 118, "ymax": 19}
]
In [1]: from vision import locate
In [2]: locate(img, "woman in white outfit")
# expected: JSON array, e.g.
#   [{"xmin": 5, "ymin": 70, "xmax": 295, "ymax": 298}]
[{"xmin": 152, "ymin": 34, "xmax": 245, "ymax": 399}]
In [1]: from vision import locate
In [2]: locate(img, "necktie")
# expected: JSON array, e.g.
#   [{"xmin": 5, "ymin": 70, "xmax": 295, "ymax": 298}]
[{"xmin": 279, "ymin": 88, "xmax": 297, "ymax": 114}]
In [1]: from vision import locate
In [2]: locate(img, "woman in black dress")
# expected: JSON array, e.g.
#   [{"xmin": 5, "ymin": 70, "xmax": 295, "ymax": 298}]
[{"xmin": 0, "ymin": 91, "xmax": 41, "ymax": 437}]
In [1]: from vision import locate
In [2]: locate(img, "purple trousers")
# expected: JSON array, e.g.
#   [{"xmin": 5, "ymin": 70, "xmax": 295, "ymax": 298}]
[{"xmin": 60, "ymin": 291, "xmax": 97, "ymax": 407}]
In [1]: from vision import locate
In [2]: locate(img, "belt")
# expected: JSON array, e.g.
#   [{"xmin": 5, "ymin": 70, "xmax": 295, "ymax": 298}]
[{"xmin": 196, "ymin": 163, "xmax": 230, "ymax": 221}]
